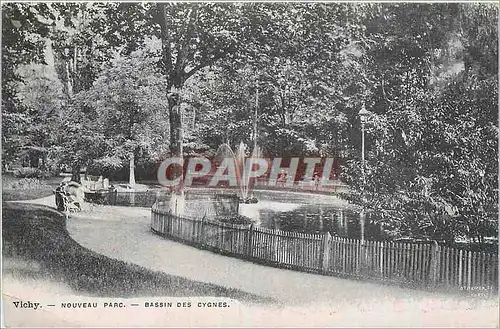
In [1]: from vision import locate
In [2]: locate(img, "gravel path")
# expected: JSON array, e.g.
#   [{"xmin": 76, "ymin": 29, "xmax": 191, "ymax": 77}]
[{"xmin": 8, "ymin": 196, "xmax": 499, "ymax": 327}]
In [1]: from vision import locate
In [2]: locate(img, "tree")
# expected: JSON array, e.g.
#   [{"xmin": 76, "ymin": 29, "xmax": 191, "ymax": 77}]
[
  {"xmin": 13, "ymin": 63, "xmax": 65, "ymax": 170},
  {"xmin": 339, "ymin": 3, "xmax": 498, "ymax": 242},
  {"xmin": 77, "ymin": 47, "xmax": 168, "ymax": 187},
  {"xmin": 2, "ymin": 3, "xmax": 54, "ymax": 168},
  {"xmin": 185, "ymin": 3, "xmax": 370, "ymax": 159},
  {"xmin": 1, "ymin": 3, "xmax": 119, "ymax": 180},
  {"xmin": 48, "ymin": 2, "xmax": 116, "ymax": 182}
]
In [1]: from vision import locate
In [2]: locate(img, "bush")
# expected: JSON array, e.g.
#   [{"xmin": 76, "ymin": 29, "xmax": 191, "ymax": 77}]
[
  {"xmin": 2, "ymin": 177, "xmax": 54, "ymax": 201},
  {"xmin": 87, "ymin": 155, "xmax": 163, "ymax": 182},
  {"xmin": 13, "ymin": 167, "xmax": 44, "ymax": 178},
  {"xmin": 87, "ymin": 156, "xmax": 126, "ymax": 180},
  {"xmin": 4, "ymin": 177, "xmax": 50, "ymax": 190},
  {"xmin": 135, "ymin": 157, "xmax": 161, "ymax": 181},
  {"xmin": 216, "ymin": 214, "xmax": 253, "ymax": 225},
  {"xmin": 44, "ymin": 156, "xmax": 62, "ymax": 176}
]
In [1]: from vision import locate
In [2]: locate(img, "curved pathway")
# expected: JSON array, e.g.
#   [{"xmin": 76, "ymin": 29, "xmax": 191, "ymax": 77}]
[{"xmin": 12, "ymin": 196, "xmax": 499, "ymax": 327}]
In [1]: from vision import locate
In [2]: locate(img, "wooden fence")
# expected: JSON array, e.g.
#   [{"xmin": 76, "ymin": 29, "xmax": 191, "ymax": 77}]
[{"xmin": 151, "ymin": 205, "xmax": 498, "ymax": 293}]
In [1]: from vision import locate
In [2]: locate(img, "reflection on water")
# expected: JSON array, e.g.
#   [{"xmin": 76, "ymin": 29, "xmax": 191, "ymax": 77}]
[
  {"xmin": 148, "ymin": 188, "xmax": 387, "ymax": 240},
  {"xmin": 238, "ymin": 201, "xmax": 302, "ymax": 225},
  {"xmin": 238, "ymin": 191, "xmax": 388, "ymax": 240},
  {"xmin": 264, "ymin": 205, "xmax": 388, "ymax": 240}
]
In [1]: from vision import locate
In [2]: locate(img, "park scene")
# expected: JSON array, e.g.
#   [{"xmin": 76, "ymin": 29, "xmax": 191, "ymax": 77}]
[{"xmin": 2, "ymin": 2, "xmax": 499, "ymax": 327}]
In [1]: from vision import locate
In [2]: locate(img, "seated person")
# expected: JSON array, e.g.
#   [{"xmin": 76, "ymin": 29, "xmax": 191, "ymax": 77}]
[{"xmin": 55, "ymin": 181, "xmax": 84, "ymax": 212}]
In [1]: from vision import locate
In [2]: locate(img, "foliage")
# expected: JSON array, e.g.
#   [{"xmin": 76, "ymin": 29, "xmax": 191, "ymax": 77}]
[
  {"xmin": 339, "ymin": 3, "xmax": 498, "ymax": 242},
  {"xmin": 49, "ymin": 2, "xmax": 116, "ymax": 95},
  {"xmin": 2, "ymin": 174, "xmax": 57, "ymax": 201},
  {"xmin": 54, "ymin": 108, "xmax": 108, "ymax": 179},
  {"xmin": 96, "ymin": 2, "xmax": 258, "ymax": 156},
  {"xmin": 2, "ymin": 3, "xmax": 56, "ymax": 165},
  {"xmin": 86, "ymin": 156, "xmax": 124, "ymax": 179},
  {"xmin": 216, "ymin": 214, "xmax": 253, "ymax": 225},
  {"xmin": 2, "ymin": 3, "xmax": 53, "ymax": 107},
  {"xmin": 185, "ymin": 3, "xmax": 377, "ymax": 160},
  {"xmin": 76, "ymin": 46, "xmax": 169, "ymax": 180},
  {"xmin": 4, "ymin": 177, "xmax": 49, "ymax": 190},
  {"xmin": 13, "ymin": 167, "xmax": 45, "ymax": 179},
  {"xmin": 2, "ymin": 2, "xmax": 497, "ymax": 243},
  {"xmin": 14, "ymin": 64, "xmax": 66, "ymax": 152}
]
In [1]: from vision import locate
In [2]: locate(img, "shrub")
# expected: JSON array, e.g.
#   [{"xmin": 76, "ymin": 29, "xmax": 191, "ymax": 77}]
[
  {"xmin": 87, "ymin": 156, "xmax": 126, "ymax": 180},
  {"xmin": 135, "ymin": 157, "xmax": 161, "ymax": 181},
  {"xmin": 216, "ymin": 214, "xmax": 253, "ymax": 225},
  {"xmin": 13, "ymin": 167, "xmax": 44, "ymax": 178},
  {"xmin": 44, "ymin": 154, "xmax": 62, "ymax": 176},
  {"xmin": 87, "ymin": 155, "xmax": 163, "ymax": 182},
  {"xmin": 4, "ymin": 177, "xmax": 50, "ymax": 190}
]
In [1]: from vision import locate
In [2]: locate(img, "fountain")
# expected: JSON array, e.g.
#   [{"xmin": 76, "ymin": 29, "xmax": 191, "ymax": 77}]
[{"xmin": 215, "ymin": 141, "xmax": 259, "ymax": 204}]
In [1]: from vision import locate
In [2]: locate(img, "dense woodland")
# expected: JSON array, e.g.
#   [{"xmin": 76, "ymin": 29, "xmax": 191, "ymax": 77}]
[{"xmin": 2, "ymin": 3, "xmax": 498, "ymax": 243}]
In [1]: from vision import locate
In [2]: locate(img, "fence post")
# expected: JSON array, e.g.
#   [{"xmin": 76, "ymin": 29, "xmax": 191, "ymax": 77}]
[
  {"xmin": 467, "ymin": 250, "xmax": 472, "ymax": 290},
  {"xmin": 273, "ymin": 229, "xmax": 279, "ymax": 263},
  {"xmin": 200, "ymin": 217, "xmax": 207, "ymax": 246},
  {"xmin": 321, "ymin": 231, "xmax": 331, "ymax": 272},
  {"xmin": 246, "ymin": 224, "xmax": 254, "ymax": 258},
  {"xmin": 360, "ymin": 239, "xmax": 367, "ymax": 276},
  {"xmin": 429, "ymin": 240, "xmax": 441, "ymax": 287},
  {"xmin": 379, "ymin": 241, "xmax": 384, "ymax": 278},
  {"xmin": 191, "ymin": 217, "xmax": 197, "ymax": 243}
]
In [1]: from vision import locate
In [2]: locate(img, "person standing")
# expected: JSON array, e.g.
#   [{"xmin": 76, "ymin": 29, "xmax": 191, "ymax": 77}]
[{"xmin": 314, "ymin": 172, "xmax": 320, "ymax": 191}]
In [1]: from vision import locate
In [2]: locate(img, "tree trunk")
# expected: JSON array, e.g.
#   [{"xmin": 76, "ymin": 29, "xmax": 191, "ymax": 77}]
[
  {"xmin": 168, "ymin": 90, "xmax": 183, "ymax": 156},
  {"xmin": 71, "ymin": 165, "xmax": 81, "ymax": 183},
  {"xmin": 192, "ymin": 107, "xmax": 196, "ymax": 129},
  {"xmin": 167, "ymin": 90, "xmax": 184, "ymax": 190},
  {"xmin": 129, "ymin": 153, "xmax": 136, "ymax": 189},
  {"xmin": 41, "ymin": 152, "xmax": 48, "ymax": 172},
  {"xmin": 64, "ymin": 61, "xmax": 73, "ymax": 97}
]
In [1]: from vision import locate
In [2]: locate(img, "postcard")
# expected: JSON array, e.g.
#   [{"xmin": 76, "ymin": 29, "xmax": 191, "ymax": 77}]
[{"xmin": 2, "ymin": 1, "xmax": 498, "ymax": 327}]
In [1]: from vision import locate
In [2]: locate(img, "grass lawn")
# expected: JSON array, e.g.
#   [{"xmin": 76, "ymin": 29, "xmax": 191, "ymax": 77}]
[
  {"xmin": 2, "ymin": 173, "xmax": 63, "ymax": 201},
  {"xmin": 2, "ymin": 187, "xmax": 56, "ymax": 201},
  {"xmin": 2, "ymin": 202, "xmax": 275, "ymax": 304}
]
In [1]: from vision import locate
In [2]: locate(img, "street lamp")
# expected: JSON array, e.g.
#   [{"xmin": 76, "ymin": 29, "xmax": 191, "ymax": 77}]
[
  {"xmin": 358, "ymin": 104, "xmax": 370, "ymax": 244},
  {"xmin": 359, "ymin": 104, "xmax": 369, "ymax": 184}
]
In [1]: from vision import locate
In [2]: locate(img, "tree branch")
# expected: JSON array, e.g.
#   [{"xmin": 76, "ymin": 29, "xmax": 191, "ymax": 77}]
[
  {"xmin": 175, "ymin": 6, "xmax": 198, "ymax": 76},
  {"xmin": 184, "ymin": 50, "xmax": 228, "ymax": 81},
  {"xmin": 158, "ymin": 3, "xmax": 173, "ymax": 76},
  {"xmin": 381, "ymin": 76, "xmax": 395, "ymax": 104}
]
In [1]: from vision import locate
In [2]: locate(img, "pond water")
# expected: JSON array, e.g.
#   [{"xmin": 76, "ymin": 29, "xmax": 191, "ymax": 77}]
[
  {"xmin": 101, "ymin": 187, "xmax": 496, "ymax": 247},
  {"xmin": 104, "ymin": 187, "xmax": 385, "ymax": 240},
  {"xmin": 107, "ymin": 187, "xmax": 386, "ymax": 240},
  {"xmin": 237, "ymin": 190, "xmax": 389, "ymax": 240}
]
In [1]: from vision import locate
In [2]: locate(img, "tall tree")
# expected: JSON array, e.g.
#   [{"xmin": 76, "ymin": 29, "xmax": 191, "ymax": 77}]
[
  {"xmin": 1, "ymin": 3, "xmax": 54, "ymax": 168},
  {"xmin": 77, "ymin": 48, "xmax": 168, "ymax": 187},
  {"xmin": 49, "ymin": 2, "xmax": 116, "ymax": 182},
  {"xmin": 340, "ymin": 3, "xmax": 498, "ymax": 242},
  {"xmin": 185, "ymin": 3, "xmax": 370, "ymax": 158}
]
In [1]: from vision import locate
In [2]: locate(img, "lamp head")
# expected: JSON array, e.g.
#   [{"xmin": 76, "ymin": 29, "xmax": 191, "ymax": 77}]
[{"xmin": 359, "ymin": 104, "xmax": 369, "ymax": 124}]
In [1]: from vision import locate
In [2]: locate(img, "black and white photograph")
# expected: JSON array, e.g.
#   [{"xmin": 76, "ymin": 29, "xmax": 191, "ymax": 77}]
[{"xmin": 1, "ymin": 1, "xmax": 498, "ymax": 327}]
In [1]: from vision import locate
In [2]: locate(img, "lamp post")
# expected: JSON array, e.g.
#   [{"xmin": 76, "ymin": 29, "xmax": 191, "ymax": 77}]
[
  {"xmin": 358, "ymin": 104, "xmax": 369, "ymax": 244},
  {"xmin": 254, "ymin": 85, "xmax": 259, "ymax": 153}
]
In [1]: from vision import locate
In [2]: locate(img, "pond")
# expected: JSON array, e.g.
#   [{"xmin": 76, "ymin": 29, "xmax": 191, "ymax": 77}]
[
  {"xmin": 96, "ymin": 186, "xmax": 496, "ymax": 248},
  {"xmin": 108, "ymin": 187, "xmax": 387, "ymax": 240},
  {"xmin": 237, "ymin": 190, "xmax": 389, "ymax": 240},
  {"xmin": 258, "ymin": 205, "xmax": 388, "ymax": 240}
]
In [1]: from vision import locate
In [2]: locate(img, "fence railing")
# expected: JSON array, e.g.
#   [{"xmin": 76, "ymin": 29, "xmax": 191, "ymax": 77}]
[
  {"xmin": 85, "ymin": 190, "xmax": 168, "ymax": 207},
  {"xmin": 151, "ymin": 205, "xmax": 498, "ymax": 293}
]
